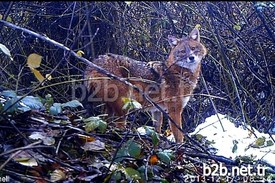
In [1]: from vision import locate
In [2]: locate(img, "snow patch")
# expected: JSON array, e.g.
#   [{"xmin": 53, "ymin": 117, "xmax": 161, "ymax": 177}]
[{"xmin": 191, "ymin": 113, "xmax": 275, "ymax": 166}]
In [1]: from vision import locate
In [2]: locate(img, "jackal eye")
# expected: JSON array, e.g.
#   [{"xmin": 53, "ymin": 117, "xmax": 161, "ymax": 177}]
[
  {"xmin": 175, "ymin": 50, "xmax": 185, "ymax": 57},
  {"xmin": 190, "ymin": 46, "xmax": 196, "ymax": 51}
]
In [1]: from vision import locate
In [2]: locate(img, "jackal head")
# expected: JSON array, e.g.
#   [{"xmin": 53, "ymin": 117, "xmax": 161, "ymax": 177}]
[{"xmin": 167, "ymin": 28, "xmax": 207, "ymax": 73}]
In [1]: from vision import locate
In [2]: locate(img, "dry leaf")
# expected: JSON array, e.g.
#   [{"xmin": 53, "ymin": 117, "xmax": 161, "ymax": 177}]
[
  {"xmin": 81, "ymin": 140, "xmax": 105, "ymax": 151},
  {"xmin": 16, "ymin": 157, "xmax": 38, "ymax": 167},
  {"xmin": 195, "ymin": 24, "xmax": 201, "ymax": 29},
  {"xmin": 13, "ymin": 150, "xmax": 38, "ymax": 167},
  {"xmin": 149, "ymin": 154, "xmax": 159, "ymax": 165},
  {"xmin": 29, "ymin": 131, "xmax": 55, "ymax": 145},
  {"xmin": 76, "ymin": 50, "xmax": 85, "ymax": 57},
  {"xmin": 77, "ymin": 134, "xmax": 96, "ymax": 143},
  {"xmin": 27, "ymin": 53, "xmax": 42, "ymax": 68},
  {"xmin": 50, "ymin": 169, "xmax": 66, "ymax": 182},
  {"xmin": 30, "ymin": 67, "xmax": 45, "ymax": 82}
]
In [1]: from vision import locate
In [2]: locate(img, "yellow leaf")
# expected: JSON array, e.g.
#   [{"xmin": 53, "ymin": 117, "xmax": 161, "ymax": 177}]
[
  {"xmin": 125, "ymin": 1, "xmax": 132, "ymax": 5},
  {"xmin": 122, "ymin": 97, "xmax": 131, "ymax": 104},
  {"xmin": 195, "ymin": 24, "xmax": 201, "ymax": 29},
  {"xmin": 13, "ymin": 150, "xmax": 38, "ymax": 167},
  {"xmin": 233, "ymin": 24, "xmax": 241, "ymax": 31},
  {"xmin": 30, "ymin": 68, "xmax": 45, "ymax": 82},
  {"xmin": 77, "ymin": 134, "xmax": 96, "ymax": 142},
  {"xmin": 6, "ymin": 16, "xmax": 12, "ymax": 22},
  {"xmin": 27, "ymin": 53, "xmax": 42, "ymax": 68},
  {"xmin": 15, "ymin": 157, "xmax": 38, "ymax": 167},
  {"xmin": 76, "ymin": 50, "xmax": 85, "ymax": 57},
  {"xmin": 50, "ymin": 169, "xmax": 66, "ymax": 182},
  {"xmin": 0, "ymin": 14, "xmax": 12, "ymax": 22},
  {"xmin": 45, "ymin": 74, "xmax": 52, "ymax": 81}
]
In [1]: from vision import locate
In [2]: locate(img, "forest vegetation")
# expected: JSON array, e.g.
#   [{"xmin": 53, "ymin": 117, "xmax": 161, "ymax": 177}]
[{"xmin": 0, "ymin": 2, "xmax": 274, "ymax": 182}]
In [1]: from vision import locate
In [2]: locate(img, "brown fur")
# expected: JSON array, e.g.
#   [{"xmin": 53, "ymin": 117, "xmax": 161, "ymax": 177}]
[{"xmin": 85, "ymin": 27, "xmax": 207, "ymax": 143}]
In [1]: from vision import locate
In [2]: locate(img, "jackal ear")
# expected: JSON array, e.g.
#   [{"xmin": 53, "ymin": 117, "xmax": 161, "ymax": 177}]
[
  {"xmin": 168, "ymin": 35, "xmax": 179, "ymax": 47},
  {"xmin": 189, "ymin": 28, "xmax": 200, "ymax": 42}
]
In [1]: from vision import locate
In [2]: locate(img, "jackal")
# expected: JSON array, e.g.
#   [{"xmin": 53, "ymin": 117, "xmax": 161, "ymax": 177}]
[{"xmin": 85, "ymin": 27, "xmax": 207, "ymax": 143}]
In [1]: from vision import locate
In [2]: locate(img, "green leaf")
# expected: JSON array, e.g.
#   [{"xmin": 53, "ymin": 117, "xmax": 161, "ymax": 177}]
[
  {"xmin": 132, "ymin": 100, "xmax": 142, "ymax": 109},
  {"xmin": 114, "ymin": 139, "xmax": 141, "ymax": 162},
  {"xmin": 266, "ymin": 140, "xmax": 274, "ymax": 146},
  {"xmin": 194, "ymin": 134, "xmax": 205, "ymax": 141},
  {"xmin": 138, "ymin": 165, "xmax": 155, "ymax": 180},
  {"xmin": 3, "ymin": 97, "xmax": 18, "ymax": 113},
  {"xmin": 232, "ymin": 143, "xmax": 238, "ymax": 153},
  {"xmin": 124, "ymin": 167, "xmax": 141, "ymax": 180},
  {"xmin": 83, "ymin": 116, "xmax": 107, "ymax": 133},
  {"xmin": 112, "ymin": 170, "xmax": 122, "ymax": 181},
  {"xmin": 122, "ymin": 97, "xmax": 142, "ymax": 110},
  {"xmin": 44, "ymin": 94, "xmax": 54, "ymax": 111},
  {"xmin": 84, "ymin": 117, "xmax": 98, "ymax": 132},
  {"xmin": 0, "ymin": 90, "xmax": 17, "ymax": 98},
  {"xmin": 151, "ymin": 130, "xmax": 160, "ymax": 146},
  {"xmin": 137, "ymin": 166, "xmax": 146, "ymax": 180},
  {"xmin": 252, "ymin": 136, "xmax": 266, "ymax": 148},
  {"xmin": 19, "ymin": 96, "xmax": 44, "ymax": 111},
  {"xmin": 0, "ymin": 102, "xmax": 3, "ymax": 112},
  {"xmin": 115, "ymin": 147, "xmax": 127, "ymax": 162},
  {"xmin": 49, "ymin": 103, "xmax": 62, "ymax": 115},
  {"xmin": 128, "ymin": 140, "xmax": 141, "ymax": 158},
  {"xmin": 232, "ymin": 140, "xmax": 238, "ymax": 153},
  {"xmin": 140, "ymin": 126, "xmax": 159, "ymax": 146},
  {"xmin": 61, "ymin": 99, "xmax": 83, "ymax": 108},
  {"xmin": 157, "ymin": 150, "xmax": 174, "ymax": 164},
  {"xmin": 17, "ymin": 105, "xmax": 31, "ymax": 112},
  {"xmin": 97, "ymin": 119, "xmax": 107, "ymax": 133},
  {"xmin": 157, "ymin": 152, "xmax": 170, "ymax": 164},
  {"xmin": 144, "ymin": 126, "xmax": 155, "ymax": 136}
]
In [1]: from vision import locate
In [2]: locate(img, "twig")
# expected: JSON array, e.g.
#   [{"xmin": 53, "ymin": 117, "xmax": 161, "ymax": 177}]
[
  {"xmin": 2, "ymin": 168, "xmax": 51, "ymax": 183},
  {"xmin": 0, "ymin": 140, "xmax": 42, "ymax": 170},
  {"xmin": 104, "ymin": 108, "xmax": 138, "ymax": 178},
  {"xmin": 206, "ymin": 3, "xmax": 257, "ymax": 137},
  {"xmin": 0, "ymin": 144, "xmax": 52, "ymax": 157},
  {"xmin": 55, "ymin": 129, "xmax": 68, "ymax": 155},
  {"xmin": 201, "ymin": 75, "xmax": 225, "ymax": 132}
]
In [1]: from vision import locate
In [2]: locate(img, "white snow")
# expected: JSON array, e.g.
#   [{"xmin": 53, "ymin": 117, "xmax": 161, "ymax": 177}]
[
  {"xmin": 136, "ymin": 113, "xmax": 275, "ymax": 166},
  {"xmin": 191, "ymin": 113, "xmax": 275, "ymax": 166}
]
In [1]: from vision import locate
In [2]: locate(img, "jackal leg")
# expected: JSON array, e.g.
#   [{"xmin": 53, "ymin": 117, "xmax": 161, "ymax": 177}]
[
  {"xmin": 106, "ymin": 101, "xmax": 127, "ymax": 129},
  {"xmin": 151, "ymin": 110, "xmax": 163, "ymax": 133},
  {"xmin": 166, "ymin": 102, "xmax": 184, "ymax": 143}
]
